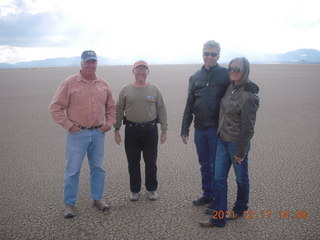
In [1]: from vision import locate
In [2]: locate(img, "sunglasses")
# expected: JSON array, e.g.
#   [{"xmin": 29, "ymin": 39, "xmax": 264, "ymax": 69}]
[
  {"xmin": 203, "ymin": 52, "xmax": 218, "ymax": 57},
  {"xmin": 228, "ymin": 67, "xmax": 242, "ymax": 73}
]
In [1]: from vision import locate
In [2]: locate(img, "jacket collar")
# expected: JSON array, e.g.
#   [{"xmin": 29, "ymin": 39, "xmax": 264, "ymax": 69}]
[{"xmin": 201, "ymin": 64, "xmax": 219, "ymax": 73}]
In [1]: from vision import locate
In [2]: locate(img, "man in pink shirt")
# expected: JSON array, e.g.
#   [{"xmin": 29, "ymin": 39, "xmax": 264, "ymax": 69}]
[{"xmin": 49, "ymin": 50, "xmax": 116, "ymax": 218}]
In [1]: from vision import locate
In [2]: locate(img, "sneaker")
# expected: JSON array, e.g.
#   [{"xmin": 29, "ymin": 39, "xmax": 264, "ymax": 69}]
[
  {"xmin": 93, "ymin": 199, "xmax": 110, "ymax": 211},
  {"xmin": 148, "ymin": 191, "xmax": 158, "ymax": 201},
  {"xmin": 192, "ymin": 196, "xmax": 211, "ymax": 206},
  {"xmin": 129, "ymin": 192, "xmax": 140, "ymax": 201},
  {"xmin": 64, "ymin": 204, "xmax": 75, "ymax": 218}
]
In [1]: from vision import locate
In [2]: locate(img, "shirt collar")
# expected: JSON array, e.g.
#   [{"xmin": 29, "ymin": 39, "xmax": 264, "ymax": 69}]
[{"xmin": 78, "ymin": 71, "xmax": 100, "ymax": 83}]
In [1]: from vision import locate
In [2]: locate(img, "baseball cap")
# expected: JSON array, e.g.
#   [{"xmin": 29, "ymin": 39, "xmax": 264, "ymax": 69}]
[
  {"xmin": 81, "ymin": 50, "xmax": 97, "ymax": 61},
  {"xmin": 133, "ymin": 60, "xmax": 149, "ymax": 69}
]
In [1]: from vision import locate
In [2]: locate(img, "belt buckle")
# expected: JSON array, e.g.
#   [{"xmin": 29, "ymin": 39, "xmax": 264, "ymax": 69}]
[{"xmin": 82, "ymin": 125, "xmax": 98, "ymax": 130}]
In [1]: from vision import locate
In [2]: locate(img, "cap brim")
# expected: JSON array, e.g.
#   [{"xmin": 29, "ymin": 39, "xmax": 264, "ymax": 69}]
[
  {"xmin": 133, "ymin": 64, "xmax": 149, "ymax": 70},
  {"xmin": 82, "ymin": 57, "xmax": 97, "ymax": 61}
]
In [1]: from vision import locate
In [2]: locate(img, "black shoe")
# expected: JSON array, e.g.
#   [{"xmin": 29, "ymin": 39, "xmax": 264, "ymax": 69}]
[
  {"xmin": 192, "ymin": 196, "xmax": 211, "ymax": 206},
  {"xmin": 199, "ymin": 221, "xmax": 225, "ymax": 228}
]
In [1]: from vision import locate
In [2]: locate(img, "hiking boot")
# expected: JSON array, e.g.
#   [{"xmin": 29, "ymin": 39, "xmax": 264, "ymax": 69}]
[
  {"xmin": 129, "ymin": 192, "xmax": 140, "ymax": 201},
  {"xmin": 64, "ymin": 204, "xmax": 75, "ymax": 218},
  {"xmin": 192, "ymin": 196, "xmax": 211, "ymax": 206},
  {"xmin": 148, "ymin": 191, "xmax": 158, "ymax": 201},
  {"xmin": 93, "ymin": 200, "xmax": 110, "ymax": 211}
]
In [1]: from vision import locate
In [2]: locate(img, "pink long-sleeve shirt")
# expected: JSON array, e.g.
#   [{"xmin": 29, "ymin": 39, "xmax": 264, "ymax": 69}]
[{"xmin": 49, "ymin": 72, "xmax": 116, "ymax": 130}]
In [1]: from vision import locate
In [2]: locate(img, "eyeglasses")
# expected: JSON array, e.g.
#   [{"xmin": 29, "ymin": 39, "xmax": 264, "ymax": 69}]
[
  {"xmin": 203, "ymin": 52, "xmax": 218, "ymax": 57},
  {"xmin": 228, "ymin": 67, "xmax": 242, "ymax": 73}
]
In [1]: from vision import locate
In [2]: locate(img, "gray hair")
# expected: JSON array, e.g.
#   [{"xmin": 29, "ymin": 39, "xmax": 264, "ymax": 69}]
[{"xmin": 203, "ymin": 40, "xmax": 221, "ymax": 53}]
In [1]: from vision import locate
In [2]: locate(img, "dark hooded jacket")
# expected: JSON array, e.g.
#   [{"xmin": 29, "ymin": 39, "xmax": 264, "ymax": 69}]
[
  {"xmin": 218, "ymin": 58, "xmax": 259, "ymax": 158},
  {"xmin": 181, "ymin": 64, "xmax": 229, "ymax": 136}
]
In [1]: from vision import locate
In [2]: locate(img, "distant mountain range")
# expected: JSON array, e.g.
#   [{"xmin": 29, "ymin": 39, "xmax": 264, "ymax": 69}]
[
  {"xmin": 259, "ymin": 49, "xmax": 320, "ymax": 63},
  {"xmin": 0, "ymin": 49, "xmax": 319, "ymax": 68},
  {"xmin": 0, "ymin": 56, "xmax": 109, "ymax": 69}
]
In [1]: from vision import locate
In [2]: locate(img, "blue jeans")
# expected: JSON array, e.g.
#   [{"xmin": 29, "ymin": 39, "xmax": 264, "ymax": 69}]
[
  {"xmin": 64, "ymin": 129, "xmax": 106, "ymax": 205},
  {"xmin": 194, "ymin": 127, "xmax": 218, "ymax": 199},
  {"xmin": 211, "ymin": 137, "xmax": 250, "ymax": 226}
]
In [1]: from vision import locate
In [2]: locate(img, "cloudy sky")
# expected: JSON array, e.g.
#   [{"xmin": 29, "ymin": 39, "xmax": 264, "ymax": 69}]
[{"xmin": 0, "ymin": 0, "xmax": 319, "ymax": 64}]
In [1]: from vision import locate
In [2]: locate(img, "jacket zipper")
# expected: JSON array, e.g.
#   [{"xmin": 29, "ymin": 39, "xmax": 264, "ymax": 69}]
[{"xmin": 218, "ymin": 87, "xmax": 237, "ymax": 137}]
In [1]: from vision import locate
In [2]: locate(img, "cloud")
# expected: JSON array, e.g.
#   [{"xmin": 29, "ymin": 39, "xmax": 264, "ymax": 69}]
[
  {"xmin": 292, "ymin": 18, "xmax": 320, "ymax": 29},
  {"xmin": 1, "ymin": 12, "xmax": 52, "ymax": 46},
  {"xmin": 0, "ymin": 0, "xmax": 319, "ymax": 64},
  {"xmin": 0, "ymin": 0, "xmax": 88, "ymax": 47},
  {"xmin": 0, "ymin": 11, "xmax": 86, "ymax": 47}
]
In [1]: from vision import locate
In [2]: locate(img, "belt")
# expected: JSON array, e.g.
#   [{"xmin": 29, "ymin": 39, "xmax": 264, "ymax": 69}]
[
  {"xmin": 126, "ymin": 119, "xmax": 157, "ymax": 128},
  {"xmin": 79, "ymin": 124, "xmax": 103, "ymax": 130}
]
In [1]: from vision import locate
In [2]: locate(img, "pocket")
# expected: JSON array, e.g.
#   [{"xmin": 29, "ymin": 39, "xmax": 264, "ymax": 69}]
[
  {"xmin": 70, "ymin": 91, "xmax": 90, "ymax": 110},
  {"xmin": 96, "ymin": 86, "xmax": 108, "ymax": 104}
]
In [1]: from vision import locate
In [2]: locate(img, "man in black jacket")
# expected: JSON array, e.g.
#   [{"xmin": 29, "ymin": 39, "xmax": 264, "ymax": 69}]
[{"xmin": 181, "ymin": 40, "xmax": 229, "ymax": 207}]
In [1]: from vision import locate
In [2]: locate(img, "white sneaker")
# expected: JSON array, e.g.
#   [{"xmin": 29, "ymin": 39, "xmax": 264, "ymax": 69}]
[
  {"xmin": 148, "ymin": 191, "xmax": 158, "ymax": 201},
  {"xmin": 129, "ymin": 192, "xmax": 140, "ymax": 201}
]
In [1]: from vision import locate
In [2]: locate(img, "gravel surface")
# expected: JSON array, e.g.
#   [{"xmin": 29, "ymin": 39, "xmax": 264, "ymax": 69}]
[{"xmin": 0, "ymin": 64, "xmax": 319, "ymax": 240}]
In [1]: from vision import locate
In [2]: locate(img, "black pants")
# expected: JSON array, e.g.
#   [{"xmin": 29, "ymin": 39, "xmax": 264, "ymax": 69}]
[{"xmin": 124, "ymin": 121, "xmax": 158, "ymax": 193}]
